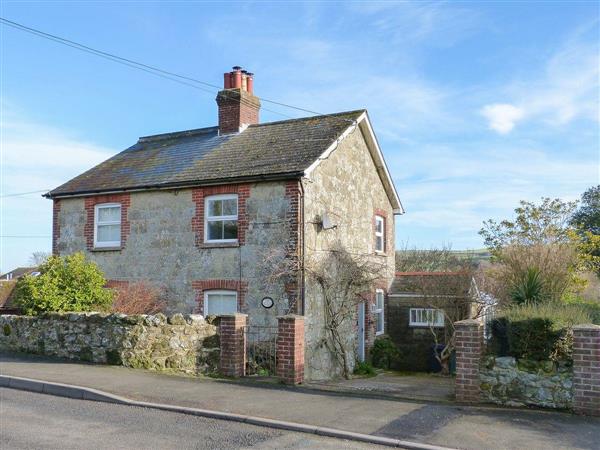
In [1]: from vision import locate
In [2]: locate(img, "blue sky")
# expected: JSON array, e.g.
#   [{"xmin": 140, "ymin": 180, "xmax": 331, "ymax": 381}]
[{"xmin": 1, "ymin": 1, "xmax": 598, "ymax": 272}]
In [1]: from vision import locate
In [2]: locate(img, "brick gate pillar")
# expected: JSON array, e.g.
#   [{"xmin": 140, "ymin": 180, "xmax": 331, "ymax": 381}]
[
  {"xmin": 573, "ymin": 324, "xmax": 600, "ymax": 416},
  {"xmin": 218, "ymin": 314, "xmax": 247, "ymax": 377},
  {"xmin": 454, "ymin": 319, "xmax": 483, "ymax": 403},
  {"xmin": 277, "ymin": 315, "xmax": 305, "ymax": 384}
]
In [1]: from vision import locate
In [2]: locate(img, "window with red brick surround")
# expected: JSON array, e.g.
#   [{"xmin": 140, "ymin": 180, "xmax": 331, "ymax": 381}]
[
  {"xmin": 191, "ymin": 184, "xmax": 250, "ymax": 247},
  {"xmin": 192, "ymin": 279, "xmax": 248, "ymax": 315},
  {"xmin": 373, "ymin": 208, "xmax": 388, "ymax": 254},
  {"xmin": 84, "ymin": 193, "xmax": 131, "ymax": 251}
]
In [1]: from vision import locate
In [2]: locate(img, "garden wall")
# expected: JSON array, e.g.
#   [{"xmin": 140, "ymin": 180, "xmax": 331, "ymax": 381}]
[
  {"xmin": 480, "ymin": 356, "xmax": 573, "ymax": 409},
  {"xmin": 0, "ymin": 312, "xmax": 219, "ymax": 374}
]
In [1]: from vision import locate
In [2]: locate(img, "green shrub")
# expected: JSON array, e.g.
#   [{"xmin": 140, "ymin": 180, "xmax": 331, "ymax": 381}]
[
  {"xmin": 562, "ymin": 295, "xmax": 600, "ymax": 325},
  {"xmin": 371, "ymin": 336, "xmax": 401, "ymax": 369},
  {"xmin": 508, "ymin": 318, "xmax": 562, "ymax": 361},
  {"xmin": 13, "ymin": 252, "xmax": 114, "ymax": 315},
  {"xmin": 491, "ymin": 302, "xmax": 592, "ymax": 362},
  {"xmin": 510, "ymin": 267, "xmax": 547, "ymax": 304},
  {"xmin": 353, "ymin": 361, "xmax": 376, "ymax": 376}
]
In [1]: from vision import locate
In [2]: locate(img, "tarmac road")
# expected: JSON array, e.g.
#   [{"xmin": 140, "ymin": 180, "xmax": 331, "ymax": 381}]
[{"xmin": 0, "ymin": 388, "xmax": 380, "ymax": 450}]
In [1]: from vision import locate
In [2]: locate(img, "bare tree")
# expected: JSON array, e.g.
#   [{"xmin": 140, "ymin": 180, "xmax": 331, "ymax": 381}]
[
  {"xmin": 29, "ymin": 251, "xmax": 51, "ymax": 266},
  {"xmin": 396, "ymin": 247, "xmax": 492, "ymax": 375},
  {"xmin": 263, "ymin": 239, "xmax": 388, "ymax": 379}
]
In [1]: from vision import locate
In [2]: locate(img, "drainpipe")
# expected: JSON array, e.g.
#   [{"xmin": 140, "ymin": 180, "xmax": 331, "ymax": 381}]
[{"xmin": 299, "ymin": 180, "xmax": 306, "ymax": 316}]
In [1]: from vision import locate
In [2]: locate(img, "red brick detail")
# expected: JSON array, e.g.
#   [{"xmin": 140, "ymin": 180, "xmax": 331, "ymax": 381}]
[
  {"xmin": 284, "ymin": 180, "xmax": 302, "ymax": 313},
  {"xmin": 454, "ymin": 319, "xmax": 483, "ymax": 403},
  {"xmin": 191, "ymin": 184, "xmax": 250, "ymax": 248},
  {"xmin": 192, "ymin": 279, "xmax": 248, "ymax": 315},
  {"xmin": 83, "ymin": 193, "xmax": 131, "ymax": 251},
  {"xmin": 573, "ymin": 325, "xmax": 600, "ymax": 416},
  {"xmin": 218, "ymin": 314, "xmax": 247, "ymax": 377},
  {"xmin": 52, "ymin": 199, "xmax": 61, "ymax": 255},
  {"xmin": 373, "ymin": 208, "xmax": 388, "ymax": 254},
  {"xmin": 216, "ymin": 89, "xmax": 260, "ymax": 134},
  {"xmin": 277, "ymin": 315, "xmax": 305, "ymax": 384}
]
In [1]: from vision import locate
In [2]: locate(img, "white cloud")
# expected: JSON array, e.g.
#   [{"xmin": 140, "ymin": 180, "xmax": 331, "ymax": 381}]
[
  {"xmin": 480, "ymin": 22, "xmax": 599, "ymax": 134},
  {"xmin": 1, "ymin": 104, "xmax": 115, "ymax": 271},
  {"xmin": 480, "ymin": 103, "xmax": 525, "ymax": 134}
]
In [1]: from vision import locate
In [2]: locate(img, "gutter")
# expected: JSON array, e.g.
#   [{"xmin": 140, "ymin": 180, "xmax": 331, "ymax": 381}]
[{"xmin": 45, "ymin": 171, "xmax": 306, "ymax": 199}]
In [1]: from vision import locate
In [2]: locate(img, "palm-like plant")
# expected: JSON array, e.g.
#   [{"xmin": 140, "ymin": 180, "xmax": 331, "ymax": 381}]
[{"xmin": 510, "ymin": 267, "xmax": 546, "ymax": 304}]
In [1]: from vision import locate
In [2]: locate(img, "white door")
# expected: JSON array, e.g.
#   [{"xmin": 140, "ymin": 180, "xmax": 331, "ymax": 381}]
[{"xmin": 357, "ymin": 302, "xmax": 365, "ymax": 362}]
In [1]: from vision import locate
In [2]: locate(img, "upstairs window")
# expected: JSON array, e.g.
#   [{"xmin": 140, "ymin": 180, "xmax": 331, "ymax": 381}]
[
  {"xmin": 204, "ymin": 290, "xmax": 238, "ymax": 315},
  {"xmin": 409, "ymin": 308, "xmax": 445, "ymax": 327},
  {"xmin": 94, "ymin": 203, "xmax": 121, "ymax": 248},
  {"xmin": 205, "ymin": 194, "xmax": 238, "ymax": 243},
  {"xmin": 375, "ymin": 215, "xmax": 385, "ymax": 253},
  {"xmin": 374, "ymin": 289, "xmax": 385, "ymax": 335}
]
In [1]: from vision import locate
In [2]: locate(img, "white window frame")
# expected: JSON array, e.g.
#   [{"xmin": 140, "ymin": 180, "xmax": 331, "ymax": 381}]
[
  {"xmin": 374, "ymin": 289, "xmax": 385, "ymax": 335},
  {"xmin": 204, "ymin": 194, "xmax": 239, "ymax": 244},
  {"xmin": 409, "ymin": 308, "xmax": 445, "ymax": 327},
  {"xmin": 94, "ymin": 203, "xmax": 122, "ymax": 248},
  {"xmin": 204, "ymin": 290, "xmax": 238, "ymax": 315},
  {"xmin": 375, "ymin": 215, "xmax": 385, "ymax": 253}
]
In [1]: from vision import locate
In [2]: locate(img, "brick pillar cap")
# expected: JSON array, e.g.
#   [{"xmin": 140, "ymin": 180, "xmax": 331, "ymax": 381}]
[
  {"xmin": 572, "ymin": 324, "xmax": 600, "ymax": 331},
  {"xmin": 454, "ymin": 319, "xmax": 480, "ymax": 327},
  {"xmin": 217, "ymin": 313, "xmax": 248, "ymax": 318},
  {"xmin": 277, "ymin": 314, "xmax": 305, "ymax": 321}
]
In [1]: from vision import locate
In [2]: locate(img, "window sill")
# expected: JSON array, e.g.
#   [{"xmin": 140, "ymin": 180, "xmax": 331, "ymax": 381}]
[
  {"xmin": 409, "ymin": 324, "xmax": 445, "ymax": 329},
  {"xmin": 375, "ymin": 331, "xmax": 385, "ymax": 336},
  {"xmin": 90, "ymin": 247, "xmax": 122, "ymax": 252},
  {"xmin": 200, "ymin": 242, "xmax": 240, "ymax": 249},
  {"xmin": 374, "ymin": 251, "xmax": 387, "ymax": 256}
]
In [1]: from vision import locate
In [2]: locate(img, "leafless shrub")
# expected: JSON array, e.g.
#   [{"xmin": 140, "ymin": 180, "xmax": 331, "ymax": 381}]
[{"xmin": 111, "ymin": 281, "xmax": 167, "ymax": 315}]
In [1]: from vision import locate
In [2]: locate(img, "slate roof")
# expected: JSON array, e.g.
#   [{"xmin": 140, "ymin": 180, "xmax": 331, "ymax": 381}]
[
  {"xmin": 47, "ymin": 110, "xmax": 365, "ymax": 198},
  {"xmin": 390, "ymin": 272, "xmax": 472, "ymax": 297}
]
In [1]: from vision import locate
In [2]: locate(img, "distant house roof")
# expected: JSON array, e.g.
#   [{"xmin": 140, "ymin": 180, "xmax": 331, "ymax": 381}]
[
  {"xmin": 45, "ymin": 110, "xmax": 402, "ymax": 212},
  {"xmin": 390, "ymin": 272, "xmax": 473, "ymax": 297},
  {"xmin": 0, "ymin": 267, "xmax": 37, "ymax": 281}
]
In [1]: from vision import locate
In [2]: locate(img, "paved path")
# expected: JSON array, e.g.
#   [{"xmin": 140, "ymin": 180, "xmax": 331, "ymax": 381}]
[
  {"xmin": 0, "ymin": 388, "xmax": 377, "ymax": 449},
  {"xmin": 1, "ymin": 353, "xmax": 599, "ymax": 449}
]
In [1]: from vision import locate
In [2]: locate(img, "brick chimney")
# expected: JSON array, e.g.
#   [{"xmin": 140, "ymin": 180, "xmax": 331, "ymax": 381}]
[{"xmin": 216, "ymin": 66, "xmax": 260, "ymax": 134}]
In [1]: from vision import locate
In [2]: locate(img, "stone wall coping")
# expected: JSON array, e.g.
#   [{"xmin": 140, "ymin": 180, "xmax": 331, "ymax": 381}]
[
  {"xmin": 572, "ymin": 324, "xmax": 600, "ymax": 331},
  {"xmin": 454, "ymin": 319, "xmax": 481, "ymax": 326},
  {"xmin": 277, "ymin": 315, "xmax": 305, "ymax": 321},
  {"xmin": 217, "ymin": 313, "xmax": 248, "ymax": 318}
]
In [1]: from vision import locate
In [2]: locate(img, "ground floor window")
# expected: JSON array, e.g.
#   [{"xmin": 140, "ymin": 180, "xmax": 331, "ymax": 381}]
[
  {"xmin": 409, "ymin": 308, "xmax": 445, "ymax": 327},
  {"xmin": 374, "ymin": 289, "xmax": 385, "ymax": 335},
  {"xmin": 204, "ymin": 290, "xmax": 237, "ymax": 315}
]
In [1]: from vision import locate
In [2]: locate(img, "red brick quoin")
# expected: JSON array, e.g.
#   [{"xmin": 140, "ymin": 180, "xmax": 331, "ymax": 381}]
[
  {"xmin": 277, "ymin": 315, "xmax": 305, "ymax": 384},
  {"xmin": 573, "ymin": 324, "xmax": 600, "ymax": 416},
  {"xmin": 454, "ymin": 319, "xmax": 483, "ymax": 403},
  {"xmin": 84, "ymin": 193, "xmax": 131, "ymax": 251},
  {"xmin": 192, "ymin": 279, "xmax": 248, "ymax": 315},
  {"xmin": 52, "ymin": 199, "xmax": 61, "ymax": 255},
  {"xmin": 191, "ymin": 184, "xmax": 250, "ymax": 248}
]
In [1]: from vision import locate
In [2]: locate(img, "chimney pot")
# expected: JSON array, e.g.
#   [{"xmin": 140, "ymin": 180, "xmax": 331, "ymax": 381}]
[{"xmin": 217, "ymin": 66, "xmax": 260, "ymax": 134}]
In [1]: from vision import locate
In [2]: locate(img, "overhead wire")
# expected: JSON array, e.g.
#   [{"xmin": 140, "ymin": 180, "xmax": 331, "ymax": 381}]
[{"xmin": 0, "ymin": 17, "xmax": 356, "ymax": 125}]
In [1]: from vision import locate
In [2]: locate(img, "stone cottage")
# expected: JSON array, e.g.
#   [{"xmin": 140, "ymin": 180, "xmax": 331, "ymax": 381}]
[{"xmin": 46, "ymin": 66, "xmax": 403, "ymax": 380}]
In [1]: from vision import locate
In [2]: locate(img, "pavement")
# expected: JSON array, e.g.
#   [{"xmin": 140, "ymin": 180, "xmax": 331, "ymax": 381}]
[
  {"xmin": 1, "ymin": 352, "xmax": 599, "ymax": 450},
  {"xmin": 1, "ymin": 388, "xmax": 379, "ymax": 449}
]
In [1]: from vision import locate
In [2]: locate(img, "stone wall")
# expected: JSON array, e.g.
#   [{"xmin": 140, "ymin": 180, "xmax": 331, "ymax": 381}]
[
  {"xmin": 0, "ymin": 313, "xmax": 219, "ymax": 374},
  {"xmin": 480, "ymin": 356, "xmax": 573, "ymax": 409}
]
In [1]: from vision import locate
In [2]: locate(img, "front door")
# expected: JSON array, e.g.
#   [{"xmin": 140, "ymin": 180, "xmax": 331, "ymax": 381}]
[{"xmin": 357, "ymin": 302, "xmax": 365, "ymax": 362}]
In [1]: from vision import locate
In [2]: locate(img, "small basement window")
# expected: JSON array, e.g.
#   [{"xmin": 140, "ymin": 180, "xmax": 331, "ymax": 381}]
[
  {"xmin": 204, "ymin": 290, "xmax": 238, "ymax": 315},
  {"xmin": 94, "ymin": 203, "xmax": 121, "ymax": 248},
  {"xmin": 375, "ymin": 215, "xmax": 385, "ymax": 253},
  {"xmin": 374, "ymin": 289, "xmax": 385, "ymax": 335},
  {"xmin": 205, "ymin": 194, "xmax": 238, "ymax": 243},
  {"xmin": 409, "ymin": 308, "xmax": 445, "ymax": 327}
]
